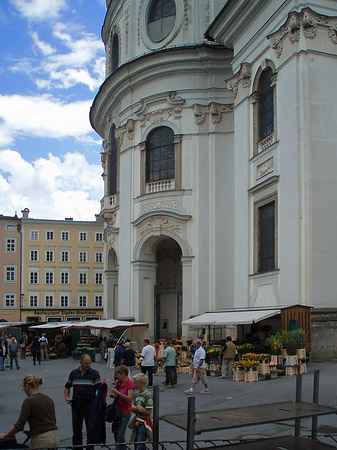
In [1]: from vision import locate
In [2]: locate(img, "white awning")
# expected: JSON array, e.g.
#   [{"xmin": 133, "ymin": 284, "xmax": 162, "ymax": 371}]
[
  {"xmin": 61, "ymin": 319, "xmax": 148, "ymax": 330},
  {"xmin": 182, "ymin": 309, "xmax": 281, "ymax": 326}
]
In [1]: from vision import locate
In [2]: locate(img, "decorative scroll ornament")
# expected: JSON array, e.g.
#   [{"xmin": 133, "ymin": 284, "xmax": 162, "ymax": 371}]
[
  {"xmin": 193, "ymin": 103, "xmax": 233, "ymax": 125},
  {"xmin": 115, "ymin": 119, "xmax": 136, "ymax": 146},
  {"xmin": 167, "ymin": 91, "xmax": 185, "ymax": 106},
  {"xmin": 139, "ymin": 108, "xmax": 182, "ymax": 127},
  {"xmin": 139, "ymin": 216, "xmax": 182, "ymax": 238},
  {"xmin": 226, "ymin": 62, "xmax": 251, "ymax": 99},
  {"xmin": 268, "ymin": 7, "xmax": 336, "ymax": 58},
  {"xmin": 104, "ymin": 226, "xmax": 119, "ymax": 249}
]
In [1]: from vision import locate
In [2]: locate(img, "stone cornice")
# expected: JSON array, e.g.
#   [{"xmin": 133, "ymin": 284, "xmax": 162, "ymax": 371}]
[{"xmin": 268, "ymin": 7, "xmax": 337, "ymax": 58}]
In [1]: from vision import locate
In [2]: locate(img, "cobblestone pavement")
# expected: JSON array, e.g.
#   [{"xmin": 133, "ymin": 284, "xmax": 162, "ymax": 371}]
[{"xmin": 1, "ymin": 357, "xmax": 337, "ymax": 447}]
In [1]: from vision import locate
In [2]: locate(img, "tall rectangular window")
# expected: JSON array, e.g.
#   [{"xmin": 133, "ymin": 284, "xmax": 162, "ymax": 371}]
[
  {"xmin": 95, "ymin": 272, "xmax": 103, "ymax": 285},
  {"xmin": 61, "ymin": 231, "xmax": 69, "ymax": 241},
  {"xmin": 45, "ymin": 295, "xmax": 54, "ymax": 307},
  {"xmin": 45, "ymin": 250, "xmax": 54, "ymax": 262},
  {"xmin": 46, "ymin": 230, "xmax": 54, "ymax": 240},
  {"xmin": 95, "ymin": 295, "xmax": 103, "ymax": 308},
  {"xmin": 6, "ymin": 238, "xmax": 16, "ymax": 252},
  {"xmin": 60, "ymin": 272, "xmax": 69, "ymax": 284},
  {"xmin": 79, "ymin": 232, "xmax": 87, "ymax": 241},
  {"xmin": 79, "ymin": 295, "xmax": 87, "ymax": 307},
  {"xmin": 95, "ymin": 252, "xmax": 103, "ymax": 263},
  {"xmin": 30, "ymin": 230, "xmax": 39, "ymax": 241},
  {"xmin": 5, "ymin": 266, "xmax": 16, "ymax": 282},
  {"xmin": 61, "ymin": 251, "xmax": 69, "ymax": 262},
  {"xmin": 95, "ymin": 232, "xmax": 103, "ymax": 242},
  {"xmin": 79, "ymin": 251, "xmax": 88, "ymax": 263},
  {"xmin": 79, "ymin": 272, "xmax": 87, "ymax": 285},
  {"xmin": 29, "ymin": 295, "xmax": 38, "ymax": 307},
  {"xmin": 45, "ymin": 272, "xmax": 54, "ymax": 284},
  {"xmin": 60, "ymin": 295, "xmax": 69, "ymax": 308},
  {"xmin": 257, "ymin": 200, "xmax": 276, "ymax": 273},
  {"xmin": 4, "ymin": 294, "xmax": 16, "ymax": 308},
  {"xmin": 30, "ymin": 271, "xmax": 39, "ymax": 284},
  {"xmin": 30, "ymin": 250, "xmax": 39, "ymax": 261}
]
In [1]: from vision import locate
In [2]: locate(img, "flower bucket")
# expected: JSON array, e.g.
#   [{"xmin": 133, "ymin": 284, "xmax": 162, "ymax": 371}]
[
  {"xmin": 297, "ymin": 348, "xmax": 306, "ymax": 360},
  {"xmin": 299, "ymin": 363, "xmax": 307, "ymax": 374},
  {"xmin": 258, "ymin": 362, "xmax": 270, "ymax": 375},
  {"xmin": 233, "ymin": 368, "xmax": 245, "ymax": 382},
  {"xmin": 270, "ymin": 355, "xmax": 278, "ymax": 365},
  {"xmin": 286, "ymin": 366, "xmax": 298, "ymax": 376},
  {"xmin": 286, "ymin": 355, "xmax": 298, "ymax": 366},
  {"xmin": 245, "ymin": 369, "xmax": 258, "ymax": 382}
]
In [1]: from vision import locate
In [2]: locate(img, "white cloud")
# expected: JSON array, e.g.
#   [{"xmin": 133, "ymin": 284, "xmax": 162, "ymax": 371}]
[
  {"xmin": 0, "ymin": 94, "xmax": 95, "ymax": 146},
  {"xmin": 0, "ymin": 149, "xmax": 102, "ymax": 221},
  {"xmin": 11, "ymin": 0, "xmax": 67, "ymax": 21},
  {"xmin": 30, "ymin": 31, "xmax": 55, "ymax": 55}
]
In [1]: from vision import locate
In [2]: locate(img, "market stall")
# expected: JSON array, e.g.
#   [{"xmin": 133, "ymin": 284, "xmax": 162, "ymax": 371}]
[{"xmin": 62, "ymin": 319, "xmax": 149, "ymax": 360}]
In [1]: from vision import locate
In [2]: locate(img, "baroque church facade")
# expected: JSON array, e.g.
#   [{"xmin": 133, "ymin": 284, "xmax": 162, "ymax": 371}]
[{"xmin": 90, "ymin": 0, "xmax": 337, "ymax": 352}]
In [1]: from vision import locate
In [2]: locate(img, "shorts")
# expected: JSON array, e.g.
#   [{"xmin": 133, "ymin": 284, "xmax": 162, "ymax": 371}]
[
  {"xmin": 192, "ymin": 368, "xmax": 208, "ymax": 385},
  {"xmin": 31, "ymin": 429, "xmax": 59, "ymax": 449}
]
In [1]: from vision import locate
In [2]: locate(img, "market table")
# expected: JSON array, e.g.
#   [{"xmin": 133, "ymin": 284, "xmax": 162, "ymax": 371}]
[
  {"xmin": 200, "ymin": 435, "xmax": 336, "ymax": 449},
  {"xmin": 162, "ymin": 401, "xmax": 337, "ymax": 434}
]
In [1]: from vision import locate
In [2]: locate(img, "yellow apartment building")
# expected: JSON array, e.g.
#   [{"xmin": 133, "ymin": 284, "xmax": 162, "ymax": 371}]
[
  {"xmin": 20, "ymin": 209, "xmax": 104, "ymax": 323},
  {"xmin": 0, "ymin": 214, "xmax": 21, "ymax": 322}
]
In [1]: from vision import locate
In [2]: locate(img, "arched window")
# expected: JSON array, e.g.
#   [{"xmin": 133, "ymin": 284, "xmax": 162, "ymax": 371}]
[
  {"xmin": 108, "ymin": 127, "xmax": 118, "ymax": 195},
  {"xmin": 146, "ymin": 127, "xmax": 175, "ymax": 183},
  {"xmin": 147, "ymin": 0, "xmax": 176, "ymax": 43},
  {"xmin": 258, "ymin": 67, "xmax": 274, "ymax": 142},
  {"xmin": 112, "ymin": 33, "xmax": 119, "ymax": 72}
]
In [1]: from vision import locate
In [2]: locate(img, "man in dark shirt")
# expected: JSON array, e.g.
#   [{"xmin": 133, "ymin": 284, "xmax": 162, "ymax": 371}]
[
  {"xmin": 64, "ymin": 354, "xmax": 102, "ymax": 448},
  {"xmin": 121, "ymin": 342, "xmax": 137, "ymax": 376}
]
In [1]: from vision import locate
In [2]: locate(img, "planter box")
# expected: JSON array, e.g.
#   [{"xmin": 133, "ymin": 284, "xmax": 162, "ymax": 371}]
[
  {"xmin": 233, "ymin": 369, "xmax": 245, "ymax": 382},
  {"xmin": 286, "ymin": 366, "xmax": 298, "ymax": 376},
  {"xmin": 258, "ymin": 362, "xmax": 270, "ymax": 375},
  {"xmin": 245, "ymin": 369, "xmax": 258, "ymax": 382},
  {"xmin": 286, "ymin": 355, "xmax": 298, "ymax": 366},
  {"xmin": 297, "ymin": 349, "xmax": 306, "ymax": 360},
  {"xmin": 299, "ymin": 363, "xmax": 307, "ymax": 374}
]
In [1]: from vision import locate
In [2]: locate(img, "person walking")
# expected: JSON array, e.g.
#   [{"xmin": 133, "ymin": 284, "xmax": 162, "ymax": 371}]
[
  {"xmin": 140, "ymin": 339, "xmax": 156, "ymax": 387},
  {"xmin": 8, "ymin": 336, "xmax": 20, "ymax": 370},
  {"xmin": 113, "ymin": 342, "xmax": 125, "ymax": 368},
  {"xmin": 64, "ymin": 354, "xmax": 102, "ymax": 449},
  {"xmin": 31, "ymin": 336, "xmax": 41, "ymax": 366},
  {"xmin": 39, "ymin": 333, "xmax": 49, "ymax": 361},
  {"xmin": 162, "ymin": 341, "xmax": 176, "ymax": 388},
  {"xmin": 184, "ymin": 340, "xmax": 209, "ymax": 394},
  {"xmin": 121, "ymin": 342, "xmax": 137, "ymax": 377},
  {"xmin": 0, "ymin": 374, "xmax": 59, "ymax": 449},
  {"xmin": 108, "ymin": 365, "xmax": 134, "ymax": 450},
  {"xmin": 220, "ymin": 336, "xmax": 236, "ymax": 379},
  {"xmin": 0, "ymin": 337, "xmax": 8, "ymax": 371},
  {"xmin": 106, "ymin": 333, "xmax": 115, "ymax": 369}
]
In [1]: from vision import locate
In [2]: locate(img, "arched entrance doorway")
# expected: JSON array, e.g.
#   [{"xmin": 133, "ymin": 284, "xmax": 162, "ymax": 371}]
[{"xmin": 154, "ymin": 238, "xmax": 182, "ymax": 340}]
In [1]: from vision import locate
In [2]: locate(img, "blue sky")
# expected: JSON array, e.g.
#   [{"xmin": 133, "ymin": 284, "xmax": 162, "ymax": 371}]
[{"xmin": 0, "ymin": 0, "xmax": 107, "ymax": 220}]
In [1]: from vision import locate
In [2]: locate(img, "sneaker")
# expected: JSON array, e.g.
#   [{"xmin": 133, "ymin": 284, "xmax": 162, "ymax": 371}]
[
  {"xmin": 167, "ymin": 385, "xmax": 175, "ymax": 388},
  {"xmin": 200, "ymin": 389, "xmax": 209, "ymax": 394},
  {"xmin": 184, "ymin": 389, "xmax": 193, "ymax": 394},
  {"xmin": 219, "ymin": 376, "xmax": 226, "ymax": 379}
]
